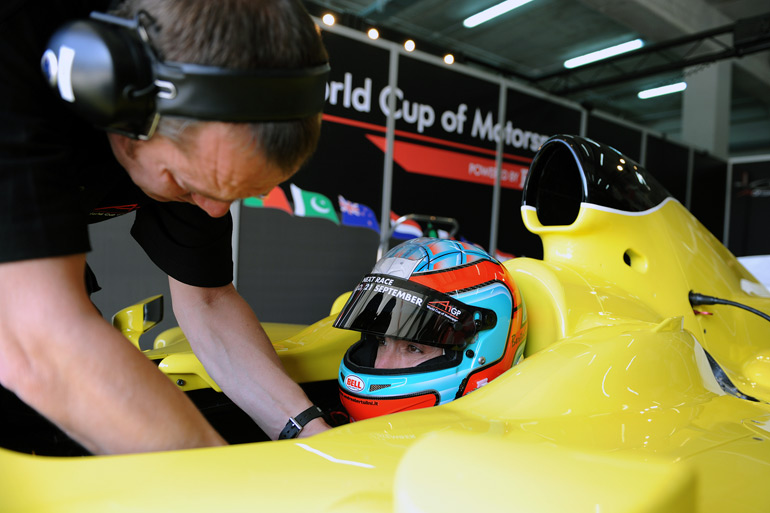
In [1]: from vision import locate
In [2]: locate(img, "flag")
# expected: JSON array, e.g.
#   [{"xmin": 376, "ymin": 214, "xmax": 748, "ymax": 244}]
[
  {"xmin": 290, "ymin": 184, "xmax": 339, "ymax": 224},
  {"xmin": 338, "ymin": 195, "xmax": 380, "ymax": 233},
  {"xmin": 242, "ymin": 186, "xmax": 292, "ymax": 215},
  {"xmin": 390, "ymin": 211, "xmax": 423, "ymax": 240}
]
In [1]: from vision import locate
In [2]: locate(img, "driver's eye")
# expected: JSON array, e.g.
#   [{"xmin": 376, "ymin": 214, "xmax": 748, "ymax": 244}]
[
  {"xmin": 406, "ymin": 344, "xmax": 423, "ymax": 354},
  {"xmin": 376, "ymin": 337, "xmax": 386, "ymax": 346}
]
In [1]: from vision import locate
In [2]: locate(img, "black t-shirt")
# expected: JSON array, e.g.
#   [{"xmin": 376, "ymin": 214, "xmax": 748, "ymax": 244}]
[{"xmin": 0, "ymin": 0, "xmax": 233, "ymax": 287}]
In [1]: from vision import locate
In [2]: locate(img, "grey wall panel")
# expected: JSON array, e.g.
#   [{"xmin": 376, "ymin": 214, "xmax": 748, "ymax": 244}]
[
  {"xmin": 87, "ymin": 213, "xmax": 177, "ymax": 350},
  {"xmin": 237, "ymin": 208, "xmax": 379, "ymax": 324}
]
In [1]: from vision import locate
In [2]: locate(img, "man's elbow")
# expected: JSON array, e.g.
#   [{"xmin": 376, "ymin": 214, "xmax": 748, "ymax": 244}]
[{"xmin": 169, "ymin": 279, "xmax": 237, "ymax": 311}]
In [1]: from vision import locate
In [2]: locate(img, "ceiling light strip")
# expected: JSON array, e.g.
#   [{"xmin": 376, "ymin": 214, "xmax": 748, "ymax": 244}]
[
  {"xmin": 563, "ymin": 39, "xmax": 644, "ymax": 69},
  {"xmin": 463, "ymin": 0, "xmax": 534, "ymax": 28},
  {"xmin": 637, "ymin": 82, "xmax": 687, "ymax": 99}
]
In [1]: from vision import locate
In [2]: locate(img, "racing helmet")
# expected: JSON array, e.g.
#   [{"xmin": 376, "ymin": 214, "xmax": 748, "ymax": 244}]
[{"xmin": 334, "ymin": 237, "xmax": 527, "ymax": 421}]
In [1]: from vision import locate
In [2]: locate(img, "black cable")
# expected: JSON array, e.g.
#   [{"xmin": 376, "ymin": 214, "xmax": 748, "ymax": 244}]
[{"xmin": 689, "ymin": 291, "xmax": 770, "ymax": 323}]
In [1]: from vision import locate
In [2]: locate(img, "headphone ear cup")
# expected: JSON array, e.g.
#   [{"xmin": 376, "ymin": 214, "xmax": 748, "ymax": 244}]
[{"xmin": 42, "ymin": 19, "xmax": 156, "ymax": 136}]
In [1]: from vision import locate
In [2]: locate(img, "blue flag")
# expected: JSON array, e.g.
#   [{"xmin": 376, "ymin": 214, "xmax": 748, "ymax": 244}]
[{"xmin": 339, "ymin": 195, "xmax": 380, "ymax": 233}]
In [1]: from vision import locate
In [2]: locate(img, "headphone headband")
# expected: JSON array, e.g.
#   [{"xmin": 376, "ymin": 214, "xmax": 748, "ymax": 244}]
[
  {"xmin": 42, "ymin": 11, "xmax": 330, "ymax": 139},
  {"xmin": 154, "ymin": 61, "xmax": 330, "ymax": 122}
]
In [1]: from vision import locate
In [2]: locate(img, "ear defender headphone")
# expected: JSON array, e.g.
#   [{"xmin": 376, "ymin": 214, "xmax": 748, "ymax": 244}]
[{"xmin": 41, "ymin": 11, "xmax": 331, "ymax": 139}]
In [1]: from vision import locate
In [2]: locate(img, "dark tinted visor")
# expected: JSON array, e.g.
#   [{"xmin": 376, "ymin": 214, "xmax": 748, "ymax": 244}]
[{"xmin": 333, "ymin": 274, "xmax": 496, "ymax": 349}]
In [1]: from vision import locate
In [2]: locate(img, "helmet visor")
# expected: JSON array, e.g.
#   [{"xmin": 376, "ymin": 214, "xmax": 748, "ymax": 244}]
[{"xmin": 333, "ymin": 274, "xmax": 496, "ymax": 349}]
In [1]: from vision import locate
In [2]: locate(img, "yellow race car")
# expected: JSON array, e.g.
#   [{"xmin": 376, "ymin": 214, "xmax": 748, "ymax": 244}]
[{"xmin": 2, "ymin": 135, "xmax": 769, "ymax": 513}]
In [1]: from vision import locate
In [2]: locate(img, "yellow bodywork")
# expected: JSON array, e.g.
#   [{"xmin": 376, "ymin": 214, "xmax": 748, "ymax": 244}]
[{"xmin": 2, "ymin": 196, "xmax": 769, "ymax": 512}]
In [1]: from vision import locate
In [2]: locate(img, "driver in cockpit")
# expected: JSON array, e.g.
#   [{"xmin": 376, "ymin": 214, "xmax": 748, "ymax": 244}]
[{"xmin": 333, "ymin": 237, "xmax": 528, "ymax": 422}]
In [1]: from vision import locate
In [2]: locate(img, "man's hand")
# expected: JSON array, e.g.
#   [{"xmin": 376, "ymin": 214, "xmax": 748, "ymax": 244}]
[{"xmin": 169, "ymin": 278, "xmax": 331, "ymax": 439}]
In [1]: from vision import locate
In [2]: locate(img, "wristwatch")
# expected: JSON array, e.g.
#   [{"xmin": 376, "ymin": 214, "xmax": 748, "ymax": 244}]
[{"xmin": 278, "ymin": 405, "xmax": 325, "ymax": 440}]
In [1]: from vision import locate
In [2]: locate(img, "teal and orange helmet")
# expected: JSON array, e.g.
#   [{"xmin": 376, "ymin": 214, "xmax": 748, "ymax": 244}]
[{"xmin": 334, "ymin": 237, "xmax": 527, "ymax": 421}]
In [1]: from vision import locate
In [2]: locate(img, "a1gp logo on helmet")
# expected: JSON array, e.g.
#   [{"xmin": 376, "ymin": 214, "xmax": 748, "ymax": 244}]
[
  {"xmin": 345, "ymin": 375, "xmax": 365, "ymax": 392},
  {"xmin": 427, "ymin": 300, "xmax": 462, "ymax": 321}
]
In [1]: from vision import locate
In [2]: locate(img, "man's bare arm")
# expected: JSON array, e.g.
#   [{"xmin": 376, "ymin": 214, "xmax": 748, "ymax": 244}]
[
  {"xmin": 168, "ymin": 278, "xmax": 329, "ymax": 440},
  {"xmin": 0, "ymin": 254, "xmax": 226, "ymax": 454}
]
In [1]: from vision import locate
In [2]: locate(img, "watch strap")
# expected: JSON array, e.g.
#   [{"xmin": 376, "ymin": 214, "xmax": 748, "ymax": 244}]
[{"xmin": 278, "ymin": 405, "xmax": 325, "ymax": 440}]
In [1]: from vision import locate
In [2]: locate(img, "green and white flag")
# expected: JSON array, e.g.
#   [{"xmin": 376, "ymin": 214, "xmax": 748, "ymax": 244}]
[{"xmin": 289, "ymin": 183, "xmax": 339, "ymax": 224}]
